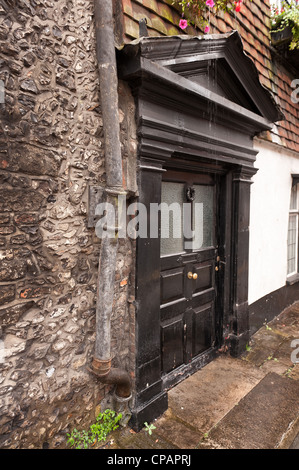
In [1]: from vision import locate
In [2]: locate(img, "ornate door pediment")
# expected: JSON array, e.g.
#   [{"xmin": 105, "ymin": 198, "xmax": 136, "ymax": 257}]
[{"xmin": 118, "ymin": 31, "xmax": 282, "ymax": 168}]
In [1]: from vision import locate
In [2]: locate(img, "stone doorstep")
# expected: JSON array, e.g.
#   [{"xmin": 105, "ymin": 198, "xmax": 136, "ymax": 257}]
[{"xmin": 163, "ymin": 356, "xmax": 266, "ymax": 434}]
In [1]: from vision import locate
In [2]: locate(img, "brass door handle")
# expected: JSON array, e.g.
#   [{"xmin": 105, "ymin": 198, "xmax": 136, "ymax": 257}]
[{"xmin": 187, "ymin": 272, "xmax": 198, "ymax": 280}]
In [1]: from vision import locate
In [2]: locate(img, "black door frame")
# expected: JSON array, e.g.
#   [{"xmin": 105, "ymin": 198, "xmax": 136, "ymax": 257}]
[
  {"xmin": 131, "ymin": 154, "xmax": 256, "ymax": 431},
  {"xmin": 118, "ymin": 34, "xmax": 281, "ymax": 431}
]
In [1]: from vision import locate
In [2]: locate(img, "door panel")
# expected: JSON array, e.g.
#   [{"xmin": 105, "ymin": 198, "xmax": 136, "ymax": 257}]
[
  {"xmin": 193, "ymin": 261, "xmax": 213, "ymax": 293},
  {"xmin": 161, "ymin": 319, "xmax": 184, "ymax": 373},
  {"xmin": 160, "ymin": 267, "xmax": 184, "ymax": 304},
  {"xmin": 192, "ymin": 287, "xmax": 214, "ymax": 307},
  {"xmin": 160, "ymin": 298, "xmax": 187, "ymax": 322},
  {"xmin": 192, "ymin": 304, "xmax": 213, "ymax": 357},
  {"xmin": 160, "ymin": 169, "xmax": 220, "ymax": 378}
]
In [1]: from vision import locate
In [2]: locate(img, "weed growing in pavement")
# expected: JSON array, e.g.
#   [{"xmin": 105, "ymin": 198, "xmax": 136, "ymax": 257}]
[
  {"xmin": 263, "ymin": 320, "xmax": 272, "ymax": 331},
  {"xmin": 66, "ymin": 409, "xmax": 122, "ymax": 449},
  {"xmin": 143, "ymin": 422, "xmax": 156, "ymax": 435},
  {"xmin": 285, "ymin": 366, "xmax": 295, "ymax": 378}
]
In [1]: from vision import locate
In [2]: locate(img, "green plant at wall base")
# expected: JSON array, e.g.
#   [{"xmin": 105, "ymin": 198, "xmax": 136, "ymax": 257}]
[
  {"xmin": 67, "ymin": 428, "xmax": 93, "ymax": 449},
  {"xmin": 67, "ymin": 409, "xmax": 122, "ymax": 449},
  {"xmin": 271, "ymin": 1, "xmax": 299, "ymax": 50},
  {"xmin": 172, "ymin": 0, "xmax": 247, "ymax": 32}
]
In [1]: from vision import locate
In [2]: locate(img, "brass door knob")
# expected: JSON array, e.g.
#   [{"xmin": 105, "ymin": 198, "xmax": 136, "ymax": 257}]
[{"xmin": 187, "ymin": 272, "xmax": 198, "ymax": 280}]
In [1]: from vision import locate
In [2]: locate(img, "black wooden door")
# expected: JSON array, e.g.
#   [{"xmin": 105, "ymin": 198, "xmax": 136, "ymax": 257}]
[{"xmin": 160, "ymin": 169, "xmax": 222, "ymax": 382}]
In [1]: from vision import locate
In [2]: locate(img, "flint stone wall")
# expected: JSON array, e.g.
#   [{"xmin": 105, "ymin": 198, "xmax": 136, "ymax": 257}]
[{"xmin": 0, "ymin": 0, "xmax": 136, "ymax": 449}]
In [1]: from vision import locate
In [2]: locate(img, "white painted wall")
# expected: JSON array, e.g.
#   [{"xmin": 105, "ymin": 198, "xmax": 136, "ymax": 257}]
[{"xmin": 248, "ymin": 138, "xmax": 299, "ymax": 305}]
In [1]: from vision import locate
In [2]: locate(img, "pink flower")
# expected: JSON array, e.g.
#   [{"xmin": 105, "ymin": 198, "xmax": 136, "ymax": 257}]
[
  {"xmin": 204, "ymin": 25, "xmax": 210, "ymax": 33},
  {"xmin": 206, "ymin": 0, "xmax": 215, "ymax": 7},
  {"xmin": 179, "ymin": 19, "xmax": 188, "ymax": 29},
  {"xmin": 235, "ymin": 1, "xmax": 241, "ymax": 11}
]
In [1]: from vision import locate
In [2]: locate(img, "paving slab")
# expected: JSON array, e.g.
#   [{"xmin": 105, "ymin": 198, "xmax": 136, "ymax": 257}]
[
  {"xmin": 255, "ymin": 357, "xmax": 291, "ymax": 376},
  {"xmin": 110, "ymin": 426, "xmax": 177, "ymax": 450},
  {"xmin": 270, "ymin": 304, "xmax": 299, "ymax": 338},
  {"xmin": 243, "ymin": 328, "xmax": 286, "ymax": 367},
  {"xmin": 162, "ymin": 356, "xmax": 265, "ymax": 436},
  {"xmin": 289, "ymin": 364, "xmax": 299, "ymax": 380},
  {"xmin": 198, "ymin": 372, "xmax": 299, "ymax": 449},
  {"xmin": 290, "ymin": 432, "xmax": 299, "ymax": 449},
  {"xmin": 270, "ymin": 337, "xmax": 296, "ymax": 365},
  {"xmin": 152, "ymin": 412, "xmax": 203, "ymax": 449}
]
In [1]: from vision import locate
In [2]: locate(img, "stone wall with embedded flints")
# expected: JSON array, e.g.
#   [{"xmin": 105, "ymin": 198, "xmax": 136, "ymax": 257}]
[{"xmin": 0, "ymin": 0, "xmax": 136, "ymax": 449}]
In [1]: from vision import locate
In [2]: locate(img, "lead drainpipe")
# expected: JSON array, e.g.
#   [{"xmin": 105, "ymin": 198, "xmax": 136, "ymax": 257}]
[{"xmin": 90, "ymin": 0, "xmax": 131, "ymax": 406}]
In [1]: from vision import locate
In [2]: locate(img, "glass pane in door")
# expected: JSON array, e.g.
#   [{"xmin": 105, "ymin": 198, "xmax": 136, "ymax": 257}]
[{"xmin": 191, "ymin": 184, "xmax": 214, "ymax": 251}]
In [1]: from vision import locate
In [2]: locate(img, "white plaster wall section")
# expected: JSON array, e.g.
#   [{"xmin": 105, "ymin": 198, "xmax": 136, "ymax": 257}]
[{"xmin": 248, "ymin": 138, "xmax": 299, "ymax": 305}]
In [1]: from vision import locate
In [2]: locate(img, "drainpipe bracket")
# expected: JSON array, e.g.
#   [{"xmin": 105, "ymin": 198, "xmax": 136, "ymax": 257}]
[{"xmin": 88, "ymin": 185, "xmax": 127, "ymax": 228}]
